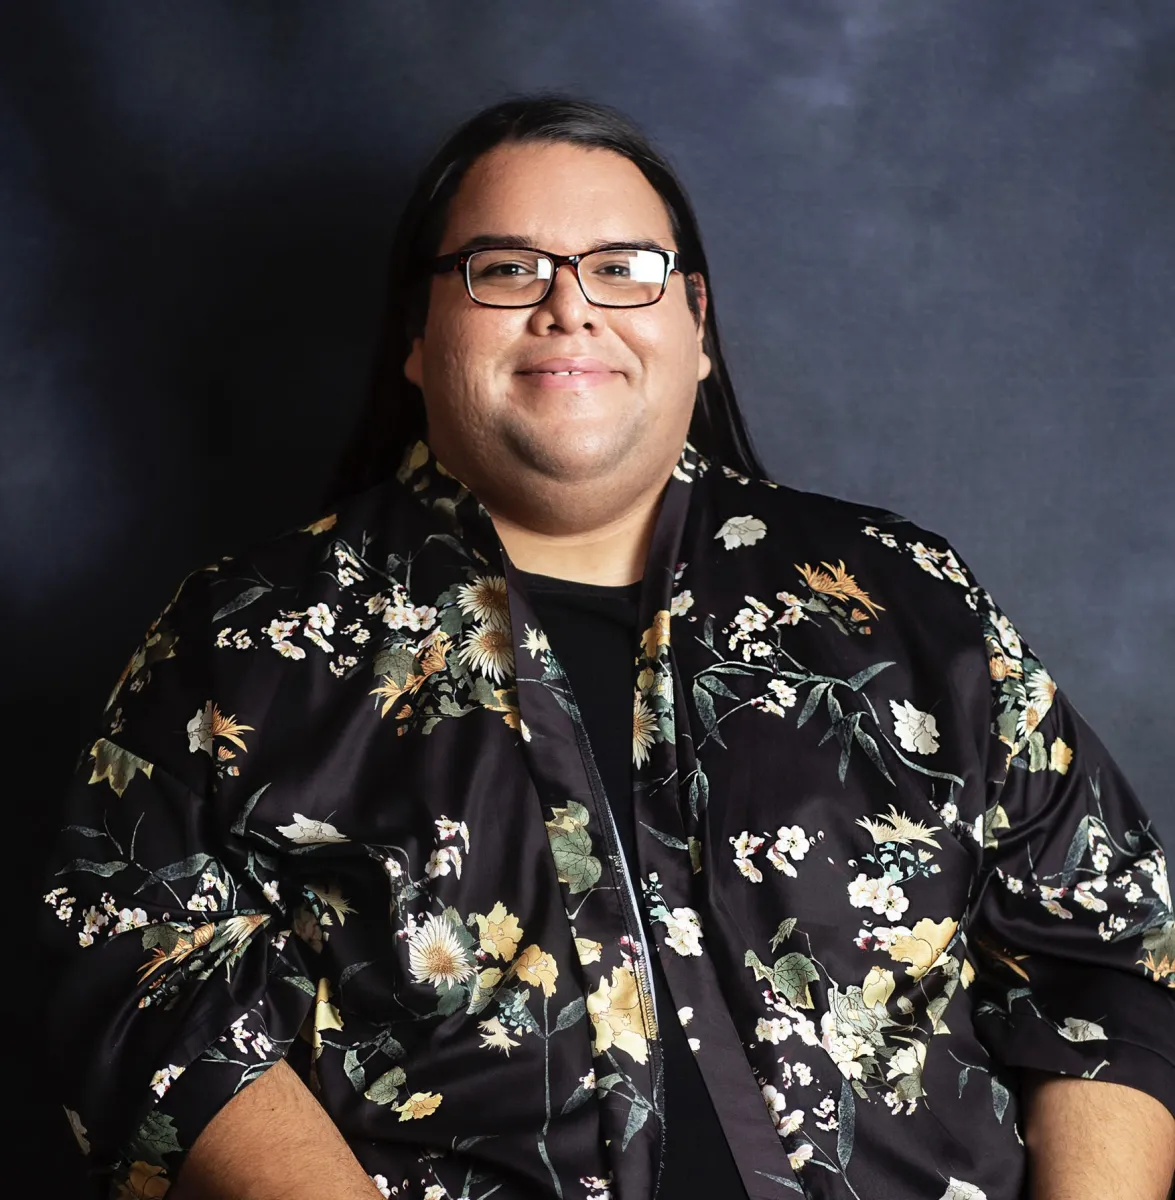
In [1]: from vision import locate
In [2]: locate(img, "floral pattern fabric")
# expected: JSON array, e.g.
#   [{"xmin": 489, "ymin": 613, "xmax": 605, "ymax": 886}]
[{"xmin": 43, "ymin": 442, "xmax": 1175, "ymax": 1200}]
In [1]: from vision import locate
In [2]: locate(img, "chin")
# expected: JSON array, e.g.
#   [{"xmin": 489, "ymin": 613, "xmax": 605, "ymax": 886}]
[{"xmin": 505, "ymin": 427, "xmax": 634, "ymax": 484}]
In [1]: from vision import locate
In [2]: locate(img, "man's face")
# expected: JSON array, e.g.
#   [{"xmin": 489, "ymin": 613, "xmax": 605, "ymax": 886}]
[{"xmin": 405, "ymin": 140, "xmax": 710, "ymax": 505}]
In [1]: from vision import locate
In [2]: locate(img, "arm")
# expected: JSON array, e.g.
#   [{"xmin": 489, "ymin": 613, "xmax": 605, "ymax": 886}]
[
  {"xmin": 1022, "ymin": 1072, "xmax": 1175, "ymax": 1200},
  {"xmin": 957, "ymin": 568, "xmax": 1175, "ymax": 1187},
  {"xmin": 171, "ymin": 1059, "xmax": 384, "ymax": 1200}
]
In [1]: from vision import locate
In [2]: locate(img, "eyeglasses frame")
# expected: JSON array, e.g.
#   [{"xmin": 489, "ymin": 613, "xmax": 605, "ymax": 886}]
[{"xmin": 429, "ymin": 245, "xmax": 682, "ymax": 310}]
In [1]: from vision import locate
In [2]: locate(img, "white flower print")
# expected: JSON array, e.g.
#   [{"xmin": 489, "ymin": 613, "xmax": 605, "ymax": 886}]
[
  {"xmin": 848, "ymin": 873, "xmax": 884, "ymax": 910},
  {"xmin": 407, "ymin": 913, "xmax": 475, "ymax": 988},
  {"xmin": 426, "ymin": 847, "xmax": 458, "ymax": 879},
  {"xmin": 522, "ymin": 625, "xmax": 550, "ymax": 657},
  {"xmin": 113, "ymin": 906, "xmax": 149, "ymax": 934},
  {"xmin": 767, "ymin": 679, "xmax": 798, "ymax": 708},
  {"xmin": 64, "ymin": 1107, "xmax": 90, "ymax": 1155},
  {"xmin": 435, "ymin": 816, "xmax": 471, "ymax": 851},
  {"xmin": 632, "ymin": 692, "xmax": 660, "ymax": 769},
  {"xmin": 458, "ymin": 622, "xmax": 514, "ymax": 684},
  {"xmin": 991, "ymin": 614, "xmax": 1022, "ymax": 659},
  {"xmin": 371, "ymin": 1175, "xmax": 391, "ymax": 1199},
  {"xmin": 275, "ymin": 813, "xmax": 350, "ymax": 845},
  {"xmin": 735, "ymin": 857, "xmax": 764, "ymax": 883},
  {"xmin": 773, "ymin": 825, "xmax": 811, "ymax": 861},
  {"xmin": 149, "ymin": 1063, "xmax": 185, "ymax": 1099},
  {"xmin": 456, "ymin": 574, "xmax": 510, "ymax": 628},
  {"xmin": 677, "ymin": 1006, "xmax": 694, "ymax": 1027},
  {"xmin": 715, "ymin": 515, "xmax": 767, "ymax": 550},
  {"xmin": 939, "ymin": 1180, "xmax": 988, "ymax": 1200},
  {"xmin": 732, "ymin": 831, "xmax": 765, "ymax": 858},
  {"xmin": 305, "ymin": 602, "xmax": 336, "ymax": 637},
  {"xmin": 885, "ymin": 1041, "xmax": 925, "ymax": 1080},
  {"xmin": 890, "ymin": 699, "xmax": 940, "ymax": 755},
  {"xmin": 1058, "ymin": 1017, "xmax": 1107, "ymax": 1043},
  {"xmin": 755, "ymin": 1016, "xmax": 792, "ymax": 1044},
  {"xmin": 670, "ymin": 590, "xmax": 694, "ymax": 617},
  {"xmin": 663, "ymin": 907, "xmax": 704, "ymax": 957},
  {"xmin": 788, "ymin": 1143, "xmax": 814, "ymax": 1171}
]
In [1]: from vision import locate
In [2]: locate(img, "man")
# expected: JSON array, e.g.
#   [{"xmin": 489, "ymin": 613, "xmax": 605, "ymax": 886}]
[{"xmin": 44, "ymin": 97, "xmax": 1175, "ymax": 1199}]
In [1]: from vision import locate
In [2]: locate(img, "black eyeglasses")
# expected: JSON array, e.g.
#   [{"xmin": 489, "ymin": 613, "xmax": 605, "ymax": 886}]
[{"xmin": 430, "ymin": 245, "xmax": 681, "ymax": 309}]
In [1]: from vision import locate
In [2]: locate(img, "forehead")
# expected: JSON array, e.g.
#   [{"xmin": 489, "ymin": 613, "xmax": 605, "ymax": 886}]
[{"xmin": 439, "ymin": 141, "xmax": 677, "ymax": 253}]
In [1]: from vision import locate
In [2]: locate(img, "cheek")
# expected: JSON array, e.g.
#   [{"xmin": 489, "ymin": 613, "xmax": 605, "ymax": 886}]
[
  {"xmin": 426, "ymin": 309, "xmax": 517, "ymax": 393},
  {"xmin": 622, "ymin": 311, "xmax": 703, "ymax": 386}
]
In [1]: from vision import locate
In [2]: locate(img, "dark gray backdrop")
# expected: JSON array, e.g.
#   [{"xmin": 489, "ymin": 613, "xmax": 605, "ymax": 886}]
[{"xmin": 5, "ymin": 2, "xmax": 1172, "ymax": 1188}]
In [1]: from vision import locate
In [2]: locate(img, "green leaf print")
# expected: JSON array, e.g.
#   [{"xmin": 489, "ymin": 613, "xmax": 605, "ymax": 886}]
[
  {"xmin": 56, "ymin": 858, "xmax": 128, "ymax": 879},
  {"xmin": 772, "ymin": 952, "xmax": 820, "ymax": 1009},
  {"xmin": 548, "ymin": 826, "xmax": 602, "ymax": 894},
  {"xmin": 126, "ymin": 1110, "xmax": 182, "ymax": 1167},
  {"xmin": 554, "ymin": 997, "xmax": 586, "ymax": 1032},
  {"xmin": 88, "ymin": 738, "xmax": 153, "ymax": 797},
  {"xmin": 769, "ymin": 919, "xmax": 797, "ymax": 952},
  {"xmin": 212, "ymin": 585, "xmax": 271, "ymax": 624},
  {"xmin": 363, "ymin": 1066, "xmax": 407, "ymax": 1105},
  {"xmin": 371, "ymin": 644, "xmax": 418, "ymax": 685},
  {"xmin": 687, "ymin": 770, "xmax": 709, "ymax": 819},
  {"xmin": 343, "ymin": 1048, "xmax": 366, "ymax": 1092},
  {"xmin": 744, "ymin": 950, "xmax": 818, "ymax": 1008},
  {"xmin": 846, "ymin": 661, "xmax": 895, "ymax": 691},
  {"xmin": 837, "ymin": 1076, "xmax": 856, "ymax": 1168},
  {"xmin": 692, "ymin": 682, "xmax": 726, "ymax": 748},
  {"xmin": 991, "ymin": 1076, "xmax": 1010, "ymax": 1123},
  {"xmin": 796, "ymin": 682, "xmax": 828, "ymax": 729},
  {"xmin": 621, "ymin": 1097, "xmax": 649, "ymax": 1151}
]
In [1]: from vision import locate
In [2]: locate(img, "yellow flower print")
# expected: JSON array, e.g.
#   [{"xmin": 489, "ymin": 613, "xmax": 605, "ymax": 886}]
[
  {"xmin": 515, "ymin": 944, "xmax": 559, "ymax": 997},
  {"xmin": 313, "ymin": 977, "xmax": 343, "ymax": 1059},
  {"xmin": 795, "ymin": 560, "xmax": 885, "ymax": 619},
  {"xmin": 641, "ymin": 610, "xmax": 671, "ymax": 659},
  {"xmin": 300, "ymin": 513, "xmax": 338, "ymax": 535},
  {"xmin": 1049, "ymin": 738, "xmax": 1073, "ymax": 775},
  {"xmin": 478, "ymin": 1016, "xmax": 521, "ymax": 1056},
  {"xmin": 117, "ymin": 1162, "xmax": 170, "ymax": 1199},
  {"xmin": 887, "ymin": 917, "xmax": 958, "ymax": 979},
  {"xmin": 587, "ymin": 965, "xmax": 650, "ymax": 1064},
  {"xmin": 960, "ymin": 959, "xmax": 976, "ymax": 989},
  {"xmin": 394, "ymin": 1091, "xmax": 443, "ymax": 1121},
  {"xmin": 475, "ymin": 903, "xmax": 524, "ymax": 961},
  {"xmin": 861, "ymin": 965, "xmax": 895, "ymax": 1010},
  {"xmin": 186, "ymin": 702, "xmax": 254, "ymax": 756},
  {"xmin": 574, "ymin": 936, "xmax": 603, "ymax": 965},
  {"xmin": 636, "ymin": 667, "xmax": 655, "ymax": 694}
]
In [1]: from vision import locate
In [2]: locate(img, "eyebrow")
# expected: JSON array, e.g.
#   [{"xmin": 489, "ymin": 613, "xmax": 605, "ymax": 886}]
[{"xmin": 454, "ymin": 234, "xmax": 673, "ymax": 254}]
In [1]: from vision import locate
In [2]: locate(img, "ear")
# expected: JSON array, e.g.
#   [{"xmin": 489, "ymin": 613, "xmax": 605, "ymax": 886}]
[
  {"xmin": 404, "ymin": 336, "xmax": 424, "ymax": 389},
  {"xmin": 689, "ymin": 273, "xmax": 712, "ymax": 381}
]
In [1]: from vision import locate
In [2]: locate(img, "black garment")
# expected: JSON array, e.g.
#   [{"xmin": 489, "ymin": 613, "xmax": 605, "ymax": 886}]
[{"xmin": 524, "ymin": 570, "xmax": 749, "ymax": 1200}]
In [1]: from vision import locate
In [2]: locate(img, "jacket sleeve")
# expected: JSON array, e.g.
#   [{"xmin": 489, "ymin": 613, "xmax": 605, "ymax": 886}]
[
  {"xmin": 41, "ymin": 564, "xmax": 314, "ymax": 1193},
  {"xmin": 964, "ymin": 584, "xmax": 1175, "ymax": 1117}
]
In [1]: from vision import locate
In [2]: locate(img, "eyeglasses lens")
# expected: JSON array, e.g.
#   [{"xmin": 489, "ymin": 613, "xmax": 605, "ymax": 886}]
[{"xmin": 466, "ymin": 249, "xmax": 667, "ymax": 306}]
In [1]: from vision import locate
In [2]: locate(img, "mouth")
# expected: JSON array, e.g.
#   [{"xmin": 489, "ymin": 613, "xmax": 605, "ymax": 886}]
[{"xmin": 516, "ymin": 358, "xmax": 622, "ymax": 389}]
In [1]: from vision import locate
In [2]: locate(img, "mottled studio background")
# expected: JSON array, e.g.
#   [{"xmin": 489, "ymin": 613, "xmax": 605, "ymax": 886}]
[{"xmin": 4, "ymin": 1, "xmax": 1173, "ymax": 1188}]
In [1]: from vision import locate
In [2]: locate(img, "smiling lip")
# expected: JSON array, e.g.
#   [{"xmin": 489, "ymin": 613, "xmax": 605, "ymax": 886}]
[{"xmin": 516, "ymin": 357, "xmax": 621, "ymax": 389}]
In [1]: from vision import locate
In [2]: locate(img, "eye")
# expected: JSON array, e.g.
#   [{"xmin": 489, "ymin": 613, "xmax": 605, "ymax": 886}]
[
  {"xmin": 472, "ymin": 259, "xmax": 535, "ymax": 279},
  {"xmin": 589, "ymin": 258, "xmax": 633, "ymax": 278}
]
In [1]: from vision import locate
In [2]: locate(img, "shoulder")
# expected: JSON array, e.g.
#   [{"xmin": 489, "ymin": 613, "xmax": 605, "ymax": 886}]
[{"xmin": 702, "ymin": 459, "xmax": 976, "ymax": 591}]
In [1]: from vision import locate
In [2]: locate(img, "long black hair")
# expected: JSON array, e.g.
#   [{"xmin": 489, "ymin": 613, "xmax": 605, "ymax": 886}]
[{"xmin": 323, "ymin": 95, "xmax": 763, "ymax": 507}]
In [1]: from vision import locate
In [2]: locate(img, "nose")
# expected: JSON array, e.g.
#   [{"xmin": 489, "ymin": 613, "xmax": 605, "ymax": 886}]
[{"xmin": 527, "ymin": 260, "xmax": 602, "ymax": 335}]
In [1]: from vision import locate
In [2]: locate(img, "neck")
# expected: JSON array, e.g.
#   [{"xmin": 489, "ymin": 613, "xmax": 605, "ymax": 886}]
[{"xmin": 485, "ymin": 485, "xmax": 665, "ymax": 586}]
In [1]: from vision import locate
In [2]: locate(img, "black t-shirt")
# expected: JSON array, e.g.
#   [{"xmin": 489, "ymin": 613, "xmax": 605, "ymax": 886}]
[{"xmin": 523, "ymin": 570, "xmax": 748, "ymax": 1200}]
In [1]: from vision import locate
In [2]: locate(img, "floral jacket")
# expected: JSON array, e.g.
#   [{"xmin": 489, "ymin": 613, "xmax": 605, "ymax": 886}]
[{"xmin": 44, "ymin": 442, "xmax": 1175, "ymax": 1200}]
